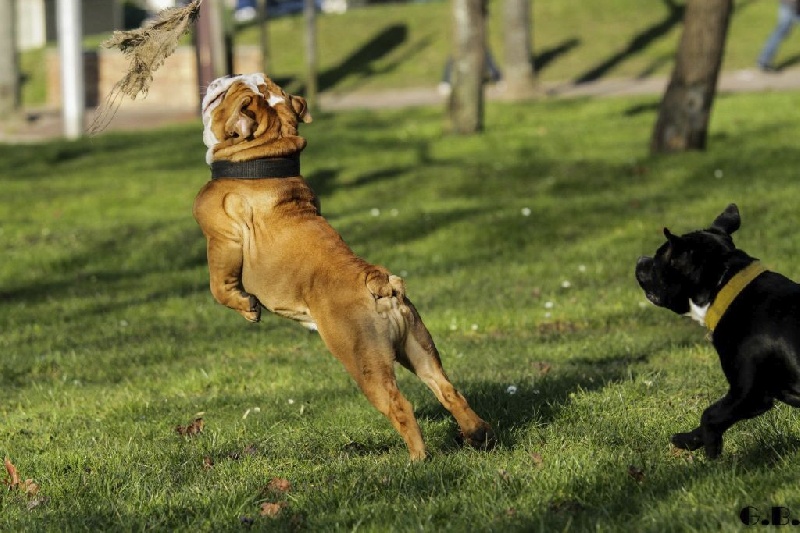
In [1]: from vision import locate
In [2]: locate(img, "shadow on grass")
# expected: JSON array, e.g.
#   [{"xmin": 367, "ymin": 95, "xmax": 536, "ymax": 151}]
[
  {"xmin": 777, "ymin": 54, "xmax": 800, "ymax": 71},
  {"xmin": 573, "ymin": 0, "xmax": 684, "ymax": 84},
  {"xmin": 534, "ymin": 38, "xmax": 581, "ymax": 73},
  {"xmin": 316, "ymin": 24, "xmax": 409, "ymax": 92},
  {"xmin": 537, "ymin": 430, "xmax": 800, "ymax": 531},
  {"xmin": 0, "ymin": 221, "xmax": 208, "ymax": 307}
]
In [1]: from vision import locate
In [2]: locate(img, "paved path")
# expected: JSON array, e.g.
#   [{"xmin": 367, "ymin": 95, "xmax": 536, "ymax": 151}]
[{"xmin": 2, "ymin": 68, "xmax": 799, "ymax": 143}]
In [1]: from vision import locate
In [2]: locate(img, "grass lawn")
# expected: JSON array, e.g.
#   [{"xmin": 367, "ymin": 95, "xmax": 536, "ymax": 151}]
[
  {"xmin": 3, "ymin": 89, "xmax": 800, "ymax": 530},
  {"xmin": 233, "ymin": 0, "xmax": 800, "ymax": 93},
  {"xmin": 19, "ymin": 0, "xmax": 800, "ymax": 104}
]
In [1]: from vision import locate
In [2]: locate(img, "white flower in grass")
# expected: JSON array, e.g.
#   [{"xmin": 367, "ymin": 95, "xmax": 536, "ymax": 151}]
[
  {"xmin": 287, "ymin": 399, "xmax": 295, "ymax": 405},
  {"xmin": 506, "ymin": 385, "xmax": 518, "ymax": 395},
  {"xmin": 370, "ymin": 208, "xmax": 380, "ymax": 217},
  {"xmin": 544, "ymin": 301, "xmax": 554, "ymax": 309},
  {"xmin": 578, "ymin": 264, "xmax": 587, "ymax": 273},
  {"xmin": 714, "ymin": 169, "xmax": 724, "ymax": 179},
  {"xmin": 390, "ymin": 208, "xmax": 399, "ymax": 217},
  {"xmin": 471, "ymin": 324, "xmax": 479, "ymax": 331},
  {"xmin": 561, "ymin": 280, "xmax": 571, "ymax": 289},
  {"xmin": 119, "ymin": 320, "xmax": 129, "ymax": 327},
  {"xmin": 521, "ymin": 207, "xmax": 532, "ymax": 217}
]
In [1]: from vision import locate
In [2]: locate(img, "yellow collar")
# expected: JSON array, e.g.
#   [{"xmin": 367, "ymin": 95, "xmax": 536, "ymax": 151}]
[{"xmin": 705, "ymin": 262, "xmax": 767, "ymax": 331}]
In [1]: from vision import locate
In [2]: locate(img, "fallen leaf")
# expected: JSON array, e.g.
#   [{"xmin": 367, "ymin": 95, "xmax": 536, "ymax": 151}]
[
  {"xmin": 259, "ymin": 501, "xmax": 286, "ymax": 518},
  {"xmin": 175, "ymin": 417, "xmax": 204, "ymax": 437},
  {"xmin": 267, "ymin": 477, "xmax": 292, "ymax": 494},
  {"xmin": 627, "ymin": 464, "xmax": 645, "ymax": 483},
  {"xmin": 532, "ymin": 361, "xmax": 552, "ymax": 376},
  {"xmin": 529, "ymin": 452, "xmax": 544, "ymax": 468},
  {"xmin": 4, "ymin": 457, "xmax": 42, "ymax": 501},
  {"xmin": 202, "ymin": 456, "xmax": 214, "ymax": 470},
  {"xmin": 4, "ymin": 457, "xmax": 20, "ymax": 487},
  {"xmin": 20, "ymin": 479, "xmax": 39, "ymax": 496}
]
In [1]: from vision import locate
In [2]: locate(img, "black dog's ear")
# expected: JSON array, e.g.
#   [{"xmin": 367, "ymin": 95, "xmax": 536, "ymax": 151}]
[
  {"xmin": 661, "ymin": 228, "xmax": 681, "ymax": 261},
  {"xmin": 710, "ymin": 203, "xmax": 740, "ymax": 235},
  {"xmin": 663, "ymin": 227, "xmax": 680, "ymax": 244}
]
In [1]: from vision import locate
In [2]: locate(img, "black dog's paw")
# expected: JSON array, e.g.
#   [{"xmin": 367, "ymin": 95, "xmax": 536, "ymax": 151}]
[{"xmin": 671, "ymin": 431, "xmax": 703, "ymax": 451}]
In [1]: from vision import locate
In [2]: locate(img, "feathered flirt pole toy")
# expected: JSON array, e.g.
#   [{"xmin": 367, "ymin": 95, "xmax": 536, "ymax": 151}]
[{"xmin": 89, "ymin": 0, "xmax": 204, "ymax": 133}]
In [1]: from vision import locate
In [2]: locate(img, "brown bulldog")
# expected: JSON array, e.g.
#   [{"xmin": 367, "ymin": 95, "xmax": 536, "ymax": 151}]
[{"xmin": 193, "ymin": 73, "xmax": 494, "ymax": 460}]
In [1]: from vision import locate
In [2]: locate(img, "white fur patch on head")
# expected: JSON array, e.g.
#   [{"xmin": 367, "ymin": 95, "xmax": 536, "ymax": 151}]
[
  {"xmin": 687, "ymin": 300, "xmax": 709, "ymax": 326},
  {"xmin": 201, "ymin": 73, "xmax": 267, "ymax": 165},
  {"xmin": 267, "ymin": 92, "xmax": 285, "ymax": 106}
]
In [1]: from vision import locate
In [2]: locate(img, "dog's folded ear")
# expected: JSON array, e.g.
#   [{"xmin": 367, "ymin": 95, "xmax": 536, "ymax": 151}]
[
  {"xmin": 289, "ymin": 95, "xmax": 313, "ymax": 124},
  {"xmin": 710, "ymin": 203, "xmax": 740, "ymax": 235},
  {"xmin": 224, "ymin": 94, "xmax": 258, "ymax": 142}
]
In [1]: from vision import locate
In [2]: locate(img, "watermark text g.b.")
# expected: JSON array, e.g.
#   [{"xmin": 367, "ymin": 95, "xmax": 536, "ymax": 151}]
[{"xmin": 741, "ymin": 507, "xmax": 800, "ymax": 526}]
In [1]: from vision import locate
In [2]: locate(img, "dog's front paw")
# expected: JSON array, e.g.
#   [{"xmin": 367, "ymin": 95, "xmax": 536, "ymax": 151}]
[
  {"xmin": 671, "ymin": 430, "xmax": 703, "ymax": 451},
  {"xmin": 239, "ymin": 294, "xmax": 262, "ymax": 323}
]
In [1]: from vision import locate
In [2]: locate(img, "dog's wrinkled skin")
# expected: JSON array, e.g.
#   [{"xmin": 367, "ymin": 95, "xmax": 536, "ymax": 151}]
[
  {"xmin": 636, "ymin": 204, "xmax": 800, "ymax": 458},
  {"xmin": 193, "ymin": 74, "xmax": 494, "ymax": 460}
]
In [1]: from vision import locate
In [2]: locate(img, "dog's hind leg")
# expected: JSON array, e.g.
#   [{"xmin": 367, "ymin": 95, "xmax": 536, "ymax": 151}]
[
  {"xmin": 319, "ymin": 324, "xmax": 428, "ymax": 461},
  {"xmin": 398, "ymin": 300, "xmax": 495, "ymax": 451},
  {"xmin": 698, "ymin": 391, "xmax": 774, "ymax": 458},
  {"xmin": 674, "ymin": 393, "xmax": 774, "ymax": 458}
]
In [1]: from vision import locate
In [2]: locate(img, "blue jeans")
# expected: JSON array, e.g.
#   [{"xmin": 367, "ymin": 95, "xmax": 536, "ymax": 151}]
[{"xmin": 758, "ymin": 3, "xmax": 800, "ymax": 67}]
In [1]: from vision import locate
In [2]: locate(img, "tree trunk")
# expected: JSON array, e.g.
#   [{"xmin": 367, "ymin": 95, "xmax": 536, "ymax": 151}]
[
  {"xmin": 257, "ymin": 0, "xmax": 270, "ymax": 75},
  {"xmin": 448, "ymin": 0, "xmax": 486, "ymax": 134},
  {"xmin": 503, "ymin": 0, "xmax": 535, "ymax": 98},
  {"xmin": 650, "ymin": 0, "xmax": 733, "ymax": 153},
  {"xmin": 304, "ymin": 0, "xmax": 317, "ymax": 111},
  {"xmin": 195, "ymin": 0, "xmax": 231, "ymax": 101},
  {"xmin": 0, "ymin": 0, "xmax": 19, "ymax": 115}
]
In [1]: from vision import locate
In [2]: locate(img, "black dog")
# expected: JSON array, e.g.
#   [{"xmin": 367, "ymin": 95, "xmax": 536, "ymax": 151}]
[{"xmin": 635, "ymin": 204, "xmax": 800, "ymax": 458}]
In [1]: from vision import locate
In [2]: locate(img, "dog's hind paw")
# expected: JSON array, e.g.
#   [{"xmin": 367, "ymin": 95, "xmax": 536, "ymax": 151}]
[{"xmin": 459, "ymin": 422, "xmax": 496, "ymax": 451}]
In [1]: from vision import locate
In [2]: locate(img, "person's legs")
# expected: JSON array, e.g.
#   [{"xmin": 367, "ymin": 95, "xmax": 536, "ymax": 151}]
[
  {"xmin": 234, "ymin": 0, "xmax": 257, "ymax": 22},
  {"xmin": 758, "ymin": 3, "xmax": 798, "ymax": 69}
]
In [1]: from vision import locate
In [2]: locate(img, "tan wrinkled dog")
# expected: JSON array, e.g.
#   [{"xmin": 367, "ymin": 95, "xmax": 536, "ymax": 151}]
[{"xmin": 193, "ymin": 74, "xmax": 494, "ymax": 460}]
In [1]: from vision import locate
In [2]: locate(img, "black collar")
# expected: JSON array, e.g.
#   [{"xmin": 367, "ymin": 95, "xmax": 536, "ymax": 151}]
[{"xmin": 210, "ymin": 155, "xmax": 300, "ymax": 179}]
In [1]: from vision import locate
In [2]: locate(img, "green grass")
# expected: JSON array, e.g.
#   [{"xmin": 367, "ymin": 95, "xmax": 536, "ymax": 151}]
[
  {"xmin": 3, "ymin": 89, "xmax": 800, "ymax": 530},
  {"xmin": 234, "ymin": 0, "xmax": 800, "ymax": 92},
  {"xmin": 18, "ymin": 0, "xmax": 800, "ymax": 105}
]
